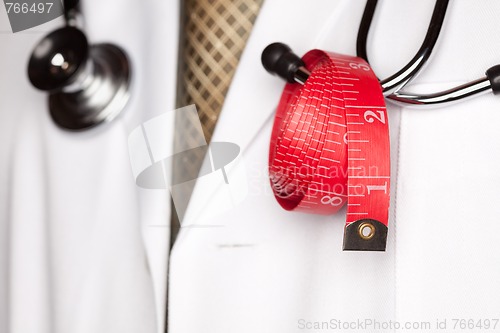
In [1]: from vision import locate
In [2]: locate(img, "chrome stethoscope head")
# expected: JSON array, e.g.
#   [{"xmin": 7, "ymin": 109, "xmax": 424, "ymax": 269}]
[
  {"xmin": 27, "ymin": 2, "xmax": 131, "ymax": 131},
  {"xmin": 28, "ymin": 26, "xmax": 88, "ymax": 92}
]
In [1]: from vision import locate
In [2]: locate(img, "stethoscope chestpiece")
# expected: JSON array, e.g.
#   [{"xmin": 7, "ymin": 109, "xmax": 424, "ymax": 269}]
[
  {"xmin": 27, "ymin": 24, "xmax": 131, "ymax": 131},
  {"xmin": 28, "ymin": 27, "xmax": 88, "ymax": 91}
]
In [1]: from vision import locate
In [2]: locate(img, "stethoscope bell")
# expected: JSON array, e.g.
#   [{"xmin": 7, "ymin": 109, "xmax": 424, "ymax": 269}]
[{"xmin": 27, "ymin": 26, "xmax": 131, "ymax": 131}]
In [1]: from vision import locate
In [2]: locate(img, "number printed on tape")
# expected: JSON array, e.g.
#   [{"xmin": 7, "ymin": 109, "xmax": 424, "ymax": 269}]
[{"xmin": 364, "ymin": 110, "xmax": 386, "ymax": 124}]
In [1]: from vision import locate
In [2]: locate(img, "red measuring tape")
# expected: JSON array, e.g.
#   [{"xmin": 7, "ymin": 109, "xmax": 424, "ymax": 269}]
[{"xmin": 269, "ymin": 50, "xmax": 390, "ymax": 251}]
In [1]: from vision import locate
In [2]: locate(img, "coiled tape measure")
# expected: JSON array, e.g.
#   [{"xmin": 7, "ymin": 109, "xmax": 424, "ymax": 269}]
[{"xmin": 264, "ymin": 45, "xmax": 390, "ymax": 251}]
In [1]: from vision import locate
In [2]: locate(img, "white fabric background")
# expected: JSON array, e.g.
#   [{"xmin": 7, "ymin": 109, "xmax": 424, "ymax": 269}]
[
  {"xmin": 0, "ymin": 1, "xmax": 179, "ymax": 332},
  {"xmin": 2, "ymin": 1, "xmax": 500, "ymax": 332},
  {"xmin": 170, "ymin": 0, "xmax": 500, "ymax": 332}
]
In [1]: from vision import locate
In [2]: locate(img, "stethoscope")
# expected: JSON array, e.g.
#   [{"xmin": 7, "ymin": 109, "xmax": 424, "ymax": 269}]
[
  {"xmin": 27, "ymin": 0, "xmax": 131, "ymax": 131},
  {"xmin": 262, "ymin": 0, "xmax": 500, "ymax": 107}
]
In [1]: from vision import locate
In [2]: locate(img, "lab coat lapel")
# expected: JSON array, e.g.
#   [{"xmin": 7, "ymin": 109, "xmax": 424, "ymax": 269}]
[
  {"xmin": 180, "ymin": 0, "xmax": 354, "ymax": 226},
  {"xmin": 210, "ymin": 0, "xmax": 351, "ymax": 151}
]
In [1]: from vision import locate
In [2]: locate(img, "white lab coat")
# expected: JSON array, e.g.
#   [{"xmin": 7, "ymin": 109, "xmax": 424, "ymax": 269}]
[
  {"xmin": 170, "ymin": 0, "xmax": 500, "ymax": 332},
  {"xmin": 0, "ymin": 1, "xmax": 178, "ymax": 332}
]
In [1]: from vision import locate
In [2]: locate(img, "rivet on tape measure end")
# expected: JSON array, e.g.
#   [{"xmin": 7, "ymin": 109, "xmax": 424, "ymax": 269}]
[{"xmin": 342, "ymin": 219, "xmax": 388, "ymax": 251}]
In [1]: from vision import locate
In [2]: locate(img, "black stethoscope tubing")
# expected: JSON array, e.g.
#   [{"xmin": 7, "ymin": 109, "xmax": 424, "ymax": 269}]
[
  {"xmin": 262, "ymin": 0, "xmax": 500, "ymax": 108},
  {"xmin": 360, "ymin": 0, "xmax": 496, "ymax": 107},
  {"xmin": 358, "ymin": 0, "xmax": 448, "ymax": 96}
]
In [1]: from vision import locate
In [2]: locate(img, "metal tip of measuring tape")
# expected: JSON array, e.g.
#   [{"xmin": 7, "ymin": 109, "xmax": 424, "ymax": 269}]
[{"xmin": 342, "ymin": 219, "xmax": 388, "ymax": 251}]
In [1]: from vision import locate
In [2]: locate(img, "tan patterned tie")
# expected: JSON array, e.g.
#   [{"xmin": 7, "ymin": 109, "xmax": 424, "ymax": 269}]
[
  {"xmin": 178, "ymin": 0, "xmax": 263, "ymax": 141},
  {"xmin": 171, "ymin": 0, "xmax": 264, "ymax": 238}
]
